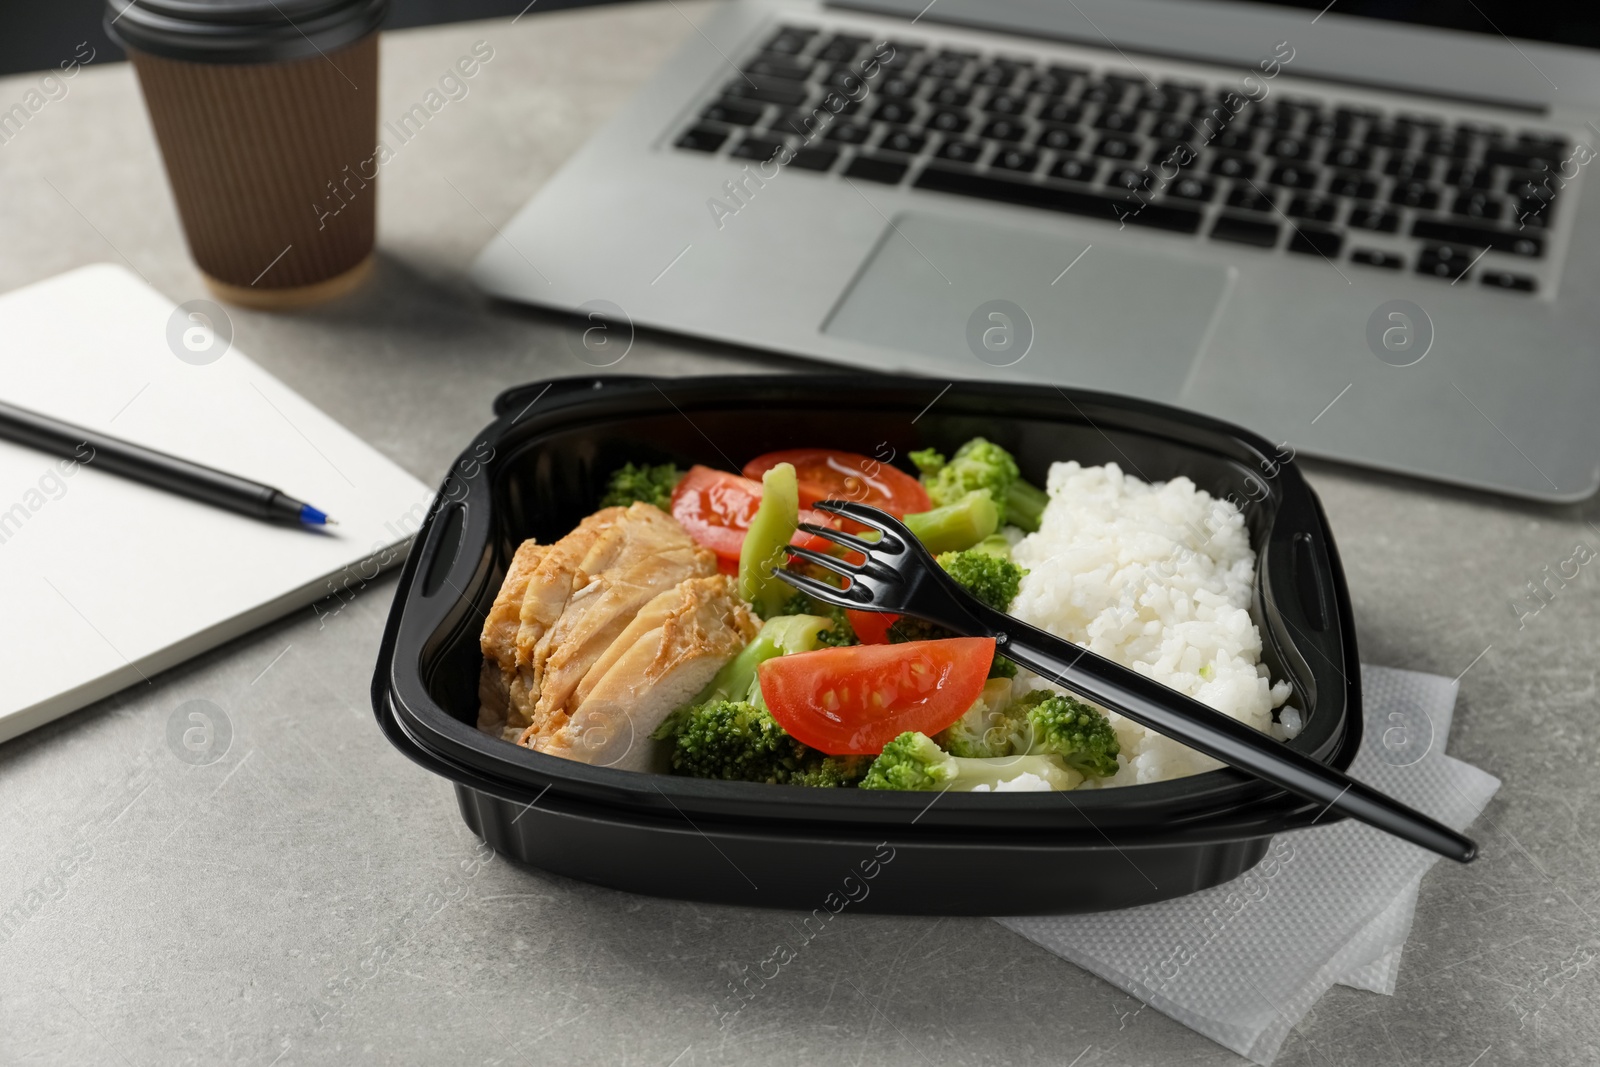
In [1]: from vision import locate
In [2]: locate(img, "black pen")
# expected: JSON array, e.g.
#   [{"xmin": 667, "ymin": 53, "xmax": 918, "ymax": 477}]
[{"xmin": 0, "ymin": 398, "xmax": 336, "ymax": 527}]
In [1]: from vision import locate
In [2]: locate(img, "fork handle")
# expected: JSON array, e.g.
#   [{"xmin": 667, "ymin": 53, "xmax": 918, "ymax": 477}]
[{"xmin": 975, "ymin": 606, "xmax": 1476, "ymax": 863}]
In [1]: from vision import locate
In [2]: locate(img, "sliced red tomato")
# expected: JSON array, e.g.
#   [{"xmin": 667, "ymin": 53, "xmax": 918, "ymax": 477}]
[
  {"xmin": 845, "ymin": 608, "xmax": 899, "ymax": 646},
  {"xmin": 758, "ymin": 638, "xmax": 995, "ymax": 755},
  {"xmin": 670, "ymin": 465, "xmax": 840, "ymax": 569},
  {"xmin": 743, "ymin": 449, "xmax": 931, "ymax": 517}
]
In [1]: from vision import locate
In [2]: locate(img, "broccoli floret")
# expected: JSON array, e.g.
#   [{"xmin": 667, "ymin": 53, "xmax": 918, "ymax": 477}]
[
  {"xmin": 1014, "ymin": 691, "xmax": 1121, "ymax": 778},
  {"xmin": 902, "ymin": 489, "xmax": 999, "ymax": 554},
  {"xmin": 887, "ymin": 547, "xmax": 1025, "ymax": 677},
  {"xmin": 910, "ymin": 438, "xmax": 1048, "ymax": 532},
  {"xmin": 598, "ymin": 462, "xmax": 681, "ymax": 509},
  {"xmin": 936, "ymin": 678, "xmax": 1015, "ymax": 757},
  {"xmin": 777, "ymin": 589, "xmax": 857, "ymax": 646},
  {"xmin": 666, "ymin": 700, "xmax": 865, "ymax": 786},
  {"xmin": 860, "ymin": 731, "xmax": 1080, "ymax": 792}
]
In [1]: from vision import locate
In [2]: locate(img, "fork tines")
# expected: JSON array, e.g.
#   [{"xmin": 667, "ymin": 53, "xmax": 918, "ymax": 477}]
[
  {"xmin": 771, "ymin": 567, "xmax": 856, "ymax": 607},
  {"xmin": 795, "ymin": 521, "xmax": 876, "ymax": 553},
  {"xmin": 810, "ymin": 499, "xmax": 902, "ymax": 536}
]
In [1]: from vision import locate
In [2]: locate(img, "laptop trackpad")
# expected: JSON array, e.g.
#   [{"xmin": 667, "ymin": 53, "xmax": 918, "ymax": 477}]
[{"xmin": 822, "ymin": 213, "xmax": 1232, "ymax": 401}]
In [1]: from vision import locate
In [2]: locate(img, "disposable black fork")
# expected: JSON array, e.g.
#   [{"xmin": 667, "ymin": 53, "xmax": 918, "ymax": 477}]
[{"xmin": 777, "ymin": 500, "xmax": 1476, "ymax": 864}]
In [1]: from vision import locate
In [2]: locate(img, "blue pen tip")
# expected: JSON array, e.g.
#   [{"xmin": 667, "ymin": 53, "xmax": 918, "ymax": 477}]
[{"xmin": 299, "ymin": 504, "xmax": 331, "ymax": 526}]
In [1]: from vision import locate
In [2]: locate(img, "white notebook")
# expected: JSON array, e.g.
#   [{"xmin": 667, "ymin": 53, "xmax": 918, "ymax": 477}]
[{"xmin": 0, "ymin": 265, "xmax": 434, "ymax": 743}]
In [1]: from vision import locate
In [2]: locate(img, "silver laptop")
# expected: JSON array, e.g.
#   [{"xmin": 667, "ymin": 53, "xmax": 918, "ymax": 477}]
[{"xmin": 471, "ymin": 0, "xmax": 1600, "ymax": 502}]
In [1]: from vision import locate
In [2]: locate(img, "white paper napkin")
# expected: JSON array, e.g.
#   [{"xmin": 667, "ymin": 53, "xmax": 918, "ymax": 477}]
[{"xmin": 997, "ymin": 665, "xmax": 1499, "ymax": 1065}]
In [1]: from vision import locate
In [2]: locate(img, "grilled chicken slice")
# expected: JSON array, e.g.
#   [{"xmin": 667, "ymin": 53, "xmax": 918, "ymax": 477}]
[
  {"xmin": 476, "ymin": 539, "xmax": 547, "ymax": 738},
  {"xmin": 505, "ymin": 503, "xmax": 715, "ymax": 732},
  {"xmin": 522, "ymin": 574, "xmax": 759, "ymax": 771}
]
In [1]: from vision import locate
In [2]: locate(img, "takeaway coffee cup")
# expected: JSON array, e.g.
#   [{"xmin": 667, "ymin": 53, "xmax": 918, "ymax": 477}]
[{"xmin": 105, "ymin": 0, "xmax": 388, "ymax": 308}]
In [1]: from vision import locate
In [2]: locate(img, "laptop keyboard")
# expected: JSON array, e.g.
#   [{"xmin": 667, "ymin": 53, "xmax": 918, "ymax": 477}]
[{"xmin": 672, "ymin": 23, "xmax": 1578, "ymax": 295}]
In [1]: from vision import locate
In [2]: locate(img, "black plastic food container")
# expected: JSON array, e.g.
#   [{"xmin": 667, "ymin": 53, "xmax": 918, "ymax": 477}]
[{"xmin": 372, "ymin": 375, "xmax": 1362, "ymax": 915}]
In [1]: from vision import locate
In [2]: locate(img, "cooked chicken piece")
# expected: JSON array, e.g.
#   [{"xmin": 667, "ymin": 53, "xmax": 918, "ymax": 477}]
[
  {"xmin": 504, "ymin": 503, "xmax": 715, "ymax": 733},
  {"xmin": 530, "ymin": 542, "xmax": 712, "ymax": 728},
  {"xmin": 476, "ymin": 539, "xmax": 547, "ymax": 738},
  {"xmin": 503, "ymin": 506, "xmax": 628, "ymax": 727},
  {"xmin": 522, "ymin": 574, "xmax": 759, "ymax": 771}
]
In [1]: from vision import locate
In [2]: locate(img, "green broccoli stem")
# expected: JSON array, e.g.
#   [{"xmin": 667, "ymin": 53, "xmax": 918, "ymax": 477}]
[
  {"xmin": 901, "ymin": 489, "xmax": 999, "ymax": 554},
  {"xmin": 860, "ymin": 731, "xmax": 1082, "ymax": 791},
  {"xmin": 1004, "ymin": 479, "xmax": 1049, "ymax": 533},
  {"xmin": 739, "ymin": 462, "xmax": 800, "ymax": 617},
  {"xmin": 698, "ymin": 615, "xmax": 836, "ymax": 706}
]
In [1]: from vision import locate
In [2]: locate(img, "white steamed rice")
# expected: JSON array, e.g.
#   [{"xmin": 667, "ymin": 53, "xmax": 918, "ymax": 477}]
[{"xmin": 1008, "ymin": 461, "xmax": 1301, "ymax": 788}]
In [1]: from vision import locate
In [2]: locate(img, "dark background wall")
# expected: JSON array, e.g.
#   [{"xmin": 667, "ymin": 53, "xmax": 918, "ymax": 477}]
[{"xmin": 0, "ymin": 1, "xmax": 619, "ymax": 77}]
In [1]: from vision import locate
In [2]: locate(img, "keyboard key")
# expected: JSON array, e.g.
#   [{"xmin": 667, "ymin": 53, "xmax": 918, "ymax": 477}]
[
  {"xmin": 826, "ymin": 122, "xmax": 872, "ymax": 144},
  {"xmin": 1484, "ymin": 143, "xmax": 1564, "ymax": 169},
  {"xmin": 1226, "ymin": 186, "xmax": 1275, "ymax": 212},
  {"xmin": 985, "ymin": 92, "xmax": 1028, "ymax": 115},
  {"xmin": 788, "ymin": 145, "xmax": 840, "ymax": 171},
  {"xmin": 1364, "ymin": 125, "xmax": 1408, "ymax": 148},
  {"xmin": 1167, "ymin": 175, "xmax": 1216, "ymax": 201},
  {"xmin": 1109, "ymin": 166, "xmax": 1153, "ymax": 191},
  {"xmin": 1095, "ymin": 111, "xmax": 1141, "ymax": 133},
  {"xmin": 817, "ymin": 35, "xmax": 867, "ymax": 62},
  {"xmin": 676, "ymin": 125, "xmax": 729, "ymax": 152},
  {"xmin": 1423, "ymin": 134, "xmax": 1472, "ymax": 158},
  {"xmin": 1209, "ymin": 214, "xmax": 1280, "ymax": 247},
  {"xmin": 1444, "ymin": 162, "xmax": 1493, "ymax": 189},
  {"xmin": 913, "ymin": 164, "xmax": 1203, "ymax": 231},
  {"xmin": 1045, "ymin": 64, "xmax": 1089, "ymax": 86},
  {"xmin": 1415, "ymin": 243, "xmax": 1475, "ymax": 280},
  {"xmin": 1514, "ymin": 198, "xmax": 1553, "ymax": 228},
  {"xmin": 745, "ymin": 55, "xmax": 812, "ymax": 80},
  {"xmin": 843, "ymin": 153, "xmax": 909, "ymax": 183},
  {"xmin": 1137, "ymin": 89, "xmax": 1185, "ymax": 114},
  {"xmin": 874, "ymin": 100, "xmax": 919, "ymax": 125},
  {"xmin": 1270, "ymin": 163, "xmax": 1320, "ymax": 189},
  {"xmin": 1038, "ymin": 125, "xmax": 1083, "ymax": 152},
  {"xmin": 1152, "ymin": 141, "xmax": 1198, "ymax": 169},
  {"xmin": 1451, "ymin": 191, "xmax": 1503, "ymax": 221},
  {"xmin": 1410, "ymin": 218, "xmax": 1544, "ymax": 256},
  {"xmin": 730, "ymin": 135, "xmax": 787, "ymax": 161},
  {"xmin": 1481, "ymin": 270, "xmax": 1537, "ymax": 292},
  {"xmin": 1328, "ymin": 173, "xmax": 1378, "ymax": 199},
  {"xmin": 763, "ymin": 26, "xmax": 814, "ymax": 55},
  {"xmin": 1038, "ymin": 101, "xmax": 1084, "ymax": 125},
  {"xmin": 1209, "ymin": 155, "xmax": 1257, "ymax": 179},
  {"xmin": 1023, "ymin": 71, "xmax": 1072, "ymax": 97},
  {"xmin": 879, "ymin": 128, "xmax": 927, "ymax": 154},
  {"xmin": 1265, "ymin": 135, "xmax": 1311, "ymax": 160},
  {"xmin": 701, "ymin": 99, "xmax": 765, "ymax": 126},
  {"xmin": 1210, "ymin": 129, "xmax": 1257, "ymax": 153},
  {"xmin": 973, "ymin": 61, "xmax": 1023, "ymax": 87},
  {"xmin": 924, "ymin": 51, "xmax": 973, "ymax": 79},
  {"xmin": 992, "ymin": 147, "xmax": 1040, "ymax": 173},
  {"xmin": 1384, "ymin": 156, "xmax": 1434, "ymax": 181},
  {"xmin": 1078, "ymin": 81, "xmax": 1123, "ymax": 106},
  {"xmin": 1351, "ymin": 249, "xmax": 1403, "ymax": 269},
  {"xmin": 1506, "ymin": 172, "xmax": 1557, "ymax": 200},
  {"xmin": 981, "ymin": 117, "xmax": 1028, "ymax": 142},
  {"xmin": 1288, "ymin": 195, "xmax": 1338, "ymax": 222},
  {"xmin": 1049, "ymin": 156, "xmax": 1100, "ymax": 183},
  {"xmin": 880, "ymin": 75, "xmax": 919, "ymax": 99},
  {"xmin": 1323, "ymin": 144, "xmax": 1373, "ymax": 170},
  {"xmin": 1093, "ymin": 135, "xmax": 1140, "ymax": 159},
  {"xmin": 1289, "ymin": 227, "xmax": 1343, "ymax": 257},
  {"xmin": 1152, "ymin": 116, "xmax": 1193, "ymax": 140},
  {"xmin": 731, "ymin": 75, "xmax": 809, "ymax": 107},
  {"xmin": 1389, "ymin": 182, "xmax": 1439, "ymax": 209},
  {"xmin": 929, "ymin": 84, "xmax": 974, "ymax": 107},
  {"xmin": 927, "ymin": 109, "xmax": 970, "ymax": 134},
  {"xmin": 936, "ymin": 140, "xmax": 985, "ymax": 163},
  {"xmin": 1348, "ymin": 204, "xmax": 1399, "ymax": 232}
]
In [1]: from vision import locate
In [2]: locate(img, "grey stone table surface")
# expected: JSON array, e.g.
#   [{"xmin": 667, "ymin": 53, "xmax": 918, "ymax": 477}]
[{"xmin": 2, "ymin": 4, "xmax": 1597, "ymax": 1065}]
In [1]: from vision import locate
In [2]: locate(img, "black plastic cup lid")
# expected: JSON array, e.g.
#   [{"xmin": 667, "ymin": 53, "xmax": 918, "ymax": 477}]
[{"xmin": 105, "ymin": 0, "xmax": 389, "ymax": 65}]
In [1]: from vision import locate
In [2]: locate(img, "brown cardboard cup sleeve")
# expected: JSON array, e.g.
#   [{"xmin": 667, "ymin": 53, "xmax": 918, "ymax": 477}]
[{"xmin": 130, "ymin": 35, "xmax": 379, "ymax": 308}]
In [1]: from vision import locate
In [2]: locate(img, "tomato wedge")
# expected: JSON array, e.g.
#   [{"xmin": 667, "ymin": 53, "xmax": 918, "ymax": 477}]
[
  {"xmin": 845, "ymin": 608, "xmax": 899, "ymax": 646},
  {"xmin": 743, "ymin": 449, "xmax": 930, "ymax": 517},
  {"xmin": 669, "ymin": 465, "xmax": 840, "ymax": 569},
  {"xmin": 759, "ymin": 638, "xmax": 995, "ymax": 755}
]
